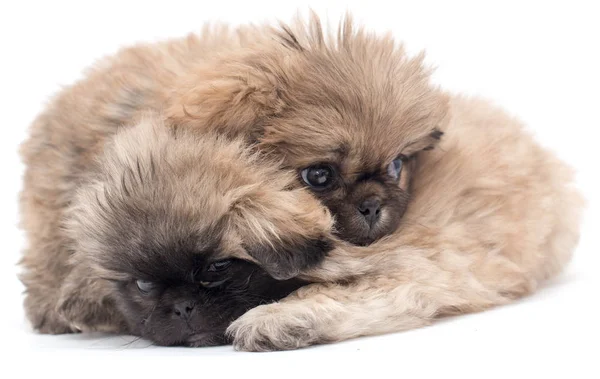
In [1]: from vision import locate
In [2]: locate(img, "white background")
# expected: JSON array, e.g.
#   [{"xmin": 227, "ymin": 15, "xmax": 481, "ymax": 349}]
[{"xmin": 1, "ymin": 1, "xmax": 598, "ymax": 378}]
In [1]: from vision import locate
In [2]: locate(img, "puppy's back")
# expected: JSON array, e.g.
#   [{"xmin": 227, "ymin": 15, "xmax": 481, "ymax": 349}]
[{"xmin": 410, "ymin": 96, "xmax": 583, "ymax": 289}]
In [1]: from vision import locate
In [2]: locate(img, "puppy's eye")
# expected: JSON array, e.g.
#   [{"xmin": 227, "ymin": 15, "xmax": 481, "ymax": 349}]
[
  {"xmin": 387, "ymin": 157, "xmax": 404, "ymax": 180},
  {"xmin": 136, "ymin": 280, "xmax": 156, "ymax": 294},
  {"xmin": 301, "ymin": 165, "xmax": 334, "ymax": 190},
  {"xmin": 199, "ymin": 279, "xmax": 228, "ymax": 288},
  {"xmin": 207, "ymin": 259, "xmax": 232, "ymax": 272},
  {"xmin": 200, "ymin": 260, "xmax": 233, "ymax": 289}
]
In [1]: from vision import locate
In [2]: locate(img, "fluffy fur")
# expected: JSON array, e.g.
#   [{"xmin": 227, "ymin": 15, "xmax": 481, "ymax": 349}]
[
  {"xmin": 19, "ymin": 113, "xmax": 334, "ymax": 345},
  {"xmin": 18, "ymin": 13, "xmax": 583, "ymax": 350},
  {"xmin": 227, "ymin": 96, "xmax": 584, "ymax": 351},
  {"xmin": 15, "ymin": 13, "xmax": 446, "ymax": 249},
  {"xmin": 165, "ymin": 15, "xmax": 448, "ymax": 245}
]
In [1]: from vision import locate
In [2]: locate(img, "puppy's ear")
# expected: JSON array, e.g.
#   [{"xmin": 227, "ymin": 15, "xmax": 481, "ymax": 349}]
[
  {"xmin": 165, "ymin": 59, "xmax": 285, "ymax": 139},
  {"xmin": 228, "ymin": 188, "xmax": 335, "ymax": 280},
  {"xmin": 401, "ymin": 91, "xmax": 450, "ymax": 156},
  {"xmin": 246, "ymin": 238, "xmax": 333, "ymax": 280},
  {"xmin": 403, "ymin": 128, "xmax": 445, "ymax": 156}
]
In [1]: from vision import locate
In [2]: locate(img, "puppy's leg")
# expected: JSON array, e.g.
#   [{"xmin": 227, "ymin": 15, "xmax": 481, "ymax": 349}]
[
  {"xmin": 21, "ymin": 258, "xmax": 122, "ymax": 334},
  {"xmin": 56, "ymin": 264, "xmax": 126, "ymax": 333},
  {"xmin": 20, "ymin": 235, "xmax": 123, "ymax": 334},
  {"xmin": 21, "ymin": 263, "xmax": 78, "ymax": 334},
  {"xmin": 20, "ymin": 224, "xmax": 78, "ymax": 334},
  {"xmin": 227, "ymin": 238, "xmax": 534, "ymax": 351},
  {"xmin": 22, "ymin": 289, "xmax": 78, "ymax": 334}
]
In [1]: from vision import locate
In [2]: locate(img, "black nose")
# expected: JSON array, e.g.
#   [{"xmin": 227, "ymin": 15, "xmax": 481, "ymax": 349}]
[
  {"xmin": 358, "ymin": 197, "xmax": 381, "ymax": 227},
  {"xmin": 173, "ymin": 301, "xmax": 195, "ymax": 319}
]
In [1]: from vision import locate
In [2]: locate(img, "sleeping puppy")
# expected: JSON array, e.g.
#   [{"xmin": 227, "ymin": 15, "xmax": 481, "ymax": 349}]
[
  {"xmin": 19, "ymin": 114, "xmax": 334, "ymax": 346},
  {"xmin": 227, "ymin": 96, "xmax": 584, "ymax": 351},
  {"xmin": 166, "ymin": 14, "xmax": 448, "ymax": 245}
]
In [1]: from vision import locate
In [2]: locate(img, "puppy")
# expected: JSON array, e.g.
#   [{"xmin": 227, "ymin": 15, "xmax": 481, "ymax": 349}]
[
  {"xmin": 227, "ymin": 96, "xmax": 585, "ymax": 351},
  {"xmin": 24, "ymin": 14, "xmax": 443, "ymax": 246},
  {"xmin": 19, "ymin": 114, "xmax": 334, "ymax": 346},
  {"xmin": 166, "ymin": 15, "xmax": 448, "ymax": 245}
]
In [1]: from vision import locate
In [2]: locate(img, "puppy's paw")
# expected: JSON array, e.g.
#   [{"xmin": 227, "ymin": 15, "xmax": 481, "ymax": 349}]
[
  {"xmin": 23, "ymin": 293, "xmax": 80, "ymax": 334},
  {"xmin": 56, "ymin": 296, "xmax": 123, "ymax": 333},
  {"xmin": 56, "ymin": 297, "xmax": 95, "ymax": 333},
  {"xmin": 27, "ymin": 308, "xmax": 81, "ymax": 335},
  {"xmin": 227, "ymin": 302, "xmax": 324, "ymax": 352}
]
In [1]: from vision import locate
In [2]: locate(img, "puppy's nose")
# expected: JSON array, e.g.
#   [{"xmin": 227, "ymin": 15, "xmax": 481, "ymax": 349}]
[
  {"xmin": 358, "ymin": 197, "xmax": 381, "ymax": 228},
  {"xmin": 173, "ymin": 301, "xmax": 195, "ymax": 319}
]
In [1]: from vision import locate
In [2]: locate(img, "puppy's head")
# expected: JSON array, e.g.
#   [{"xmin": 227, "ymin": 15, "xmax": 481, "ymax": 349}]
[
  {"xmin": 64, "ymin": 115, "xmax": 333, "ymax": 346},
  {"xmin": 168, "ymin": 15, "xmax": 448, "ymax": 245}
]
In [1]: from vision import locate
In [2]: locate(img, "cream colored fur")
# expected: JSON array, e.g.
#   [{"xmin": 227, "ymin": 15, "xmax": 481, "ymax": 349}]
[
  {"xmin": 227, "ymin": 96, "xmax": 584, "ymax": 351},
  {"xmin": 17, "ymin": 13, "xmax": 583, "ymax": 350}
]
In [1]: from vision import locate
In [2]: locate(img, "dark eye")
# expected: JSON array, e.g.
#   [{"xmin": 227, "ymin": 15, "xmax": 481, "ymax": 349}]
[
  {"xmin": 200, "ymin": 259, "xmax": 233, "ymax": 288},
  {"xmin": 301, "ymin": 165, "xmax": 334, "ymax": 190},
  {"xmin": 199, "ymin": 279, "xmax": 228, "ymax": 288},
  {"xmin": 136, "ymin": 279, "xmax": 156, "ymax": 294},
  {"xmin": 207, "ymin": 259, "xmax": 232, "ymax": 272},
  {"xmin": 387, "ymin": 157, "xmax": 404, "ymax": 180}
]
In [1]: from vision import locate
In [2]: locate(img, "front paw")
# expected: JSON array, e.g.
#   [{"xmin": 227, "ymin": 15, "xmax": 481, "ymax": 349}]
[
  {"xmin": 56, "ymin": 296, "xmax": 123, "ymax": 333},
  {"xmin": 31, "ymin": 311, "xmax": 81, "ymax": 334},
  {"xmin": 227, "ymin": 302, "xmax": 322, "ymax": 352}
]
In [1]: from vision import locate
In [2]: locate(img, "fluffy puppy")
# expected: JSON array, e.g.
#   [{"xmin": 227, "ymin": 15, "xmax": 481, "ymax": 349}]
[
  {"xmin": 166, "ymin": 15, "xmax": 448, "ymax": 245},
  {"xmin": 16, "ymin": 15, "xmax": 445, "ymax": 247},
  {"xmin": 19, "ymin": 114, "xmax": 334, "ymax": 346},
  {"xmin": 227, "ymin": 96, "xmax": 584, "ymax": 351}
]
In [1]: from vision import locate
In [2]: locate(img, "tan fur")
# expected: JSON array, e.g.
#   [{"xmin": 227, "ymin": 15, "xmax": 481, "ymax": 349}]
[
  {"xmin": 18, "ymin": 24, "xmax": 289, "ymax": 333},
  {"xmin": 164, "ymin": 14, "xmax": 449, "ymax": 246},
  {"xmin": 18, "ymin": 13, "xmax": 582, "ymax": 349},
  {"xmin": 21, "ymin": 14, "xmax": 447, "ymax": 252},
  {"xmin": 227, "ymin": 96, "xmax": 584, "ymax": 351},
  {"xmin": 20, "ymin": 109, "xmax": 333, "ymax": 334}
]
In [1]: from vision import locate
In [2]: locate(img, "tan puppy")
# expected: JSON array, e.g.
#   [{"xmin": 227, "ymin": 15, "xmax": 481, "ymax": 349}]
[
  {"xmin": 18, "ymin": 13, "xmax": 583, "ymax": 351},
  {"xmin": 20, "ymin": 113, "xmax": 334, "ymax": 345},
  {"xmin": 166, "ymin": 15, "xmax": 447, "ymax": 246},
  {"xmin": 154, "ymin": 17, "xmax": 581, "ymax": 350},
  {"xmin": 227, "ymin": 96, "xmax": 584, "ymax": 351},
  {"xmin": 19, "ymin": 14, "xmax": 446, "ymax": 251}
]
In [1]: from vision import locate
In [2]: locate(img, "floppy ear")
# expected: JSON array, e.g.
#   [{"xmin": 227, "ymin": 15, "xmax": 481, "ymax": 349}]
[
  {"xmin": 403, "ymin": 93, "xmax": 449, "ymax": 155},
  {"xmin": 165, "ymin": 59, "xmax": 286, "ymax": 139},
  {"xmin": 402, "ymin": 128, "xmax": 445, "ymax": 156},
  {"xmin": 245, "ymin": 238, "xmax": 333, "ymax": 281},
  {"xmin": 227, "ymin": 188, "xmax": 335, "ymax": 280}
]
